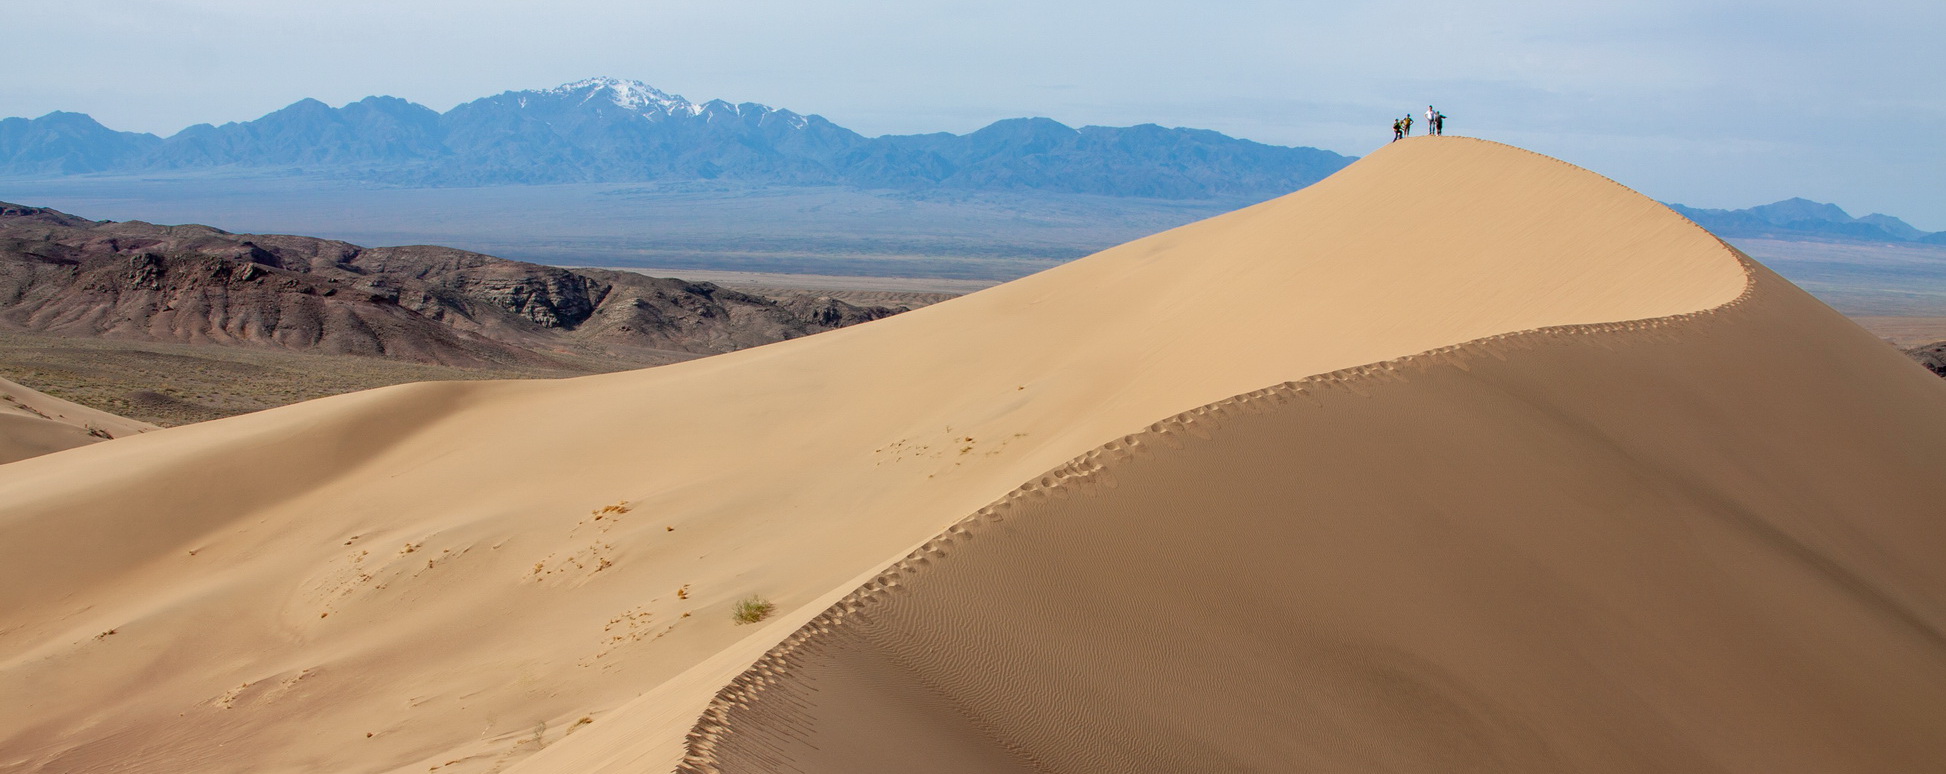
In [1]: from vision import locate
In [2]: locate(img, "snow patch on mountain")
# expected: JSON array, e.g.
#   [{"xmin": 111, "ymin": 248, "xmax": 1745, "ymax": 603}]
[
  {"xmin": 548, "ymin": 77, "xmax": 691, "ymax": 116},
  {"xmin": 549, "ymin": 77, "xmax": 805, "ymax": 123}
]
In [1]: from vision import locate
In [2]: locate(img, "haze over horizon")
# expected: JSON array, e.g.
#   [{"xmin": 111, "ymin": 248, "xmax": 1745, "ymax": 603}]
[{"xmin": 4, "ymin": 0, "xmax": 1942, "ymax": 230}]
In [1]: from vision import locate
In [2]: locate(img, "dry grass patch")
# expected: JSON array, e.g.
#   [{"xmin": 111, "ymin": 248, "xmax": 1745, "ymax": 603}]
[{"xmin": 732, "ymin": 595, "xmax": 775, "ymax": 625}]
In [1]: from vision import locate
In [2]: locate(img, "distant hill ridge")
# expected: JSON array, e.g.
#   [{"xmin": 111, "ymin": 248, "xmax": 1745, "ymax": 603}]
[
  {"xmin": 0, "ymin": 77, "xmax": 1354, "ymax": 199},
  {"xmin": 0, "ymin": 200, "xmax": 899, "ymax": 370},
  {"xmin": 1665, "ymin": 198, "xmax": 1943, "ymax": 245}
]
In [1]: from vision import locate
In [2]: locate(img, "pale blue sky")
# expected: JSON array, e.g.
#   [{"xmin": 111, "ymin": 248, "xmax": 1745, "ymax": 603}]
[{"xmin": 6, "ymin": 0, "xmax": 1942, "ymax": 228}]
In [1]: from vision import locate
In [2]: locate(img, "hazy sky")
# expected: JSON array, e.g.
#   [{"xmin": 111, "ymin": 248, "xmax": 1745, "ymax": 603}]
[{"xmin": 6, "ymin": 0, "xmax": 1942, "ymax": 228}]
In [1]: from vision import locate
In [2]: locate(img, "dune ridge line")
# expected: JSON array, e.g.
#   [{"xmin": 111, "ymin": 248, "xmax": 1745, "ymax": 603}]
[
  {"xmin": 676, "ymin": 247, "xmax": 1759, "ymax": 772},
  {"xmin": 0, "ymin": 137, "xmax": 1760, "ymax": 773}
]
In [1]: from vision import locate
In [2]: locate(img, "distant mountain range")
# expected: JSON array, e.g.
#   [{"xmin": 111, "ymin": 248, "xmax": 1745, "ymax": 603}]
[
  {"xmin": 1666, "ymin": 198, "xmax": 1943, "ymax": 245},
  {"xmin": 5, "ymin": 79, "xmax": 1934, "ymax": 244},
  {"xmin": 0, "ymin": 77, "xmax": 1354, "ymax": 199}
]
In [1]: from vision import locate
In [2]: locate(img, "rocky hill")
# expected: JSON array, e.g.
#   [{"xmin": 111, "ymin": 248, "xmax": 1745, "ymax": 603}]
[
  {"xmin": 1908, "ymin": 340, "xmax": 1946, "ymax": 377},
  {"xmin": 0, "ymin": 201, "xmax": 898, "ymax": 369},
  {"xmin": 0, "ymin": 78, "xmax": 1354, "ymax": 198}
]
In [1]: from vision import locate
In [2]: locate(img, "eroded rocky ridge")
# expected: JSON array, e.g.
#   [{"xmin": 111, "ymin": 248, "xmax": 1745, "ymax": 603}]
[
  {"xmin": 0, "ymin": 202, "xmax": 899, "ymax": 368},
  {"xmin": 1907, "ymin": 340, "xmax": 1946, "ymax": 377}
]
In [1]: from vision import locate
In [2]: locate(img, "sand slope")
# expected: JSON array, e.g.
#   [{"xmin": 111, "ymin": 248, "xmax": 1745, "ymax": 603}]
[
  {"xmin": 0, "ymin": 376, "xmax": 154, "ymax": 465},
  {"xmin": 0, "ymin": 138, "xmax": 1751, "ymax": 773},
  {"xmin": 682, "ymin": 260, "xmax": 1946, "ymax": 772}
]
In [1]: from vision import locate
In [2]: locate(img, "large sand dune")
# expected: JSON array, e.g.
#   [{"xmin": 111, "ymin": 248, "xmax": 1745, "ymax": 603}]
[
  {"xmin": 0, "ymin": 137, "xmax": 1836, "ymax": 773},
  {"xmin": 681, "ymin": 259, "xmax": 1946, "ymax": 772}
]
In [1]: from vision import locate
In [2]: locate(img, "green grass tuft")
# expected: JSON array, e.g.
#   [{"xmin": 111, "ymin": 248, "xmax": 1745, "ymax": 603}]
[{"xmin": 732, "ymin": 595, "xmax": 775, "ymax": 625}]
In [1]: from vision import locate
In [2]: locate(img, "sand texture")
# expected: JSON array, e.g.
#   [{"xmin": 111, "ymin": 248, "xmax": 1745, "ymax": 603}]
[
  {"xmin": 0, "ymin": 376, "xmax": 154, "ymax": 465},
  {"xmin": 680, "ymin": 259, "xmax": 1946, "ymax": 773},
  {"xmin": 0, "ymin": 138, "xmax": 1781, "ymax": 773}
]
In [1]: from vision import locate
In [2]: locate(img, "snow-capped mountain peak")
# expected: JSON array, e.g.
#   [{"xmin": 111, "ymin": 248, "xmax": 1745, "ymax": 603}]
[
  {"xmin": 548, "ymin": 77, "xmax": 700, "ymax": 116},
  {"xmin": 691, "ymin": 98, "xmax": 807, "ymax": 127},
  {"xmin": 539, "ymin": 78, "xmax": 816, "ymax": 125}
]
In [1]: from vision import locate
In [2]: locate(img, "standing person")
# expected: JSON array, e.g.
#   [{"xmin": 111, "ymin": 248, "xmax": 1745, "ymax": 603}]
[
  {"xmin": 1392, "ymin": 118, "xmax": 1403, "ymax": 142},
  {"xmin": 1426, "ymin": 106, "xmax": 1437, "ymax": 135},
  {"xmin": 1435, "ymin": 110, "xmax": 1446, "ymax": 136},
  {"xmin": 1402, "ymin": 113, "xmax": 1413, "ymax": 137}
]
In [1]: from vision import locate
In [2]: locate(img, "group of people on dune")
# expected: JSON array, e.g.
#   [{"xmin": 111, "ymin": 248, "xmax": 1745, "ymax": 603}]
[{"xmin": 1392, "ymin": 106, "xmax": 1446, "ymax": 140}]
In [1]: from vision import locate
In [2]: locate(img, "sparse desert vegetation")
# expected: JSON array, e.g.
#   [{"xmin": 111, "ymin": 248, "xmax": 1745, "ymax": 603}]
[{"xmin": 732, "ymin": 595, "xmax": 775, "ymax": 625}]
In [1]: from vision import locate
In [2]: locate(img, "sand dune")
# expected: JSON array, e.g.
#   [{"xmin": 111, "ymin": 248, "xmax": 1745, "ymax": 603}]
[
  {"xmin": 0, "ymin": 376, "xmax": 153, "ymax": 465},
  {"xmin": 681, "ymin": 259, "xmax": 1946, "ymax": 773},
  {"xmin": 0, "ymin": 137, "xmax": 1794, "ymax": 773}
]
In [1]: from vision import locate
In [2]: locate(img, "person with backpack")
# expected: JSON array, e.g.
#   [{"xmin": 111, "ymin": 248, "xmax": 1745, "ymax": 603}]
[{"xmin": 1392, "ymin": 118, "xmax": 1403, "ymax": 141}]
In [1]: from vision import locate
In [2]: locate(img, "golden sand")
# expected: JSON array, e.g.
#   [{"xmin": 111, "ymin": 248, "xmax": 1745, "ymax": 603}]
[{"xmin": 8, "ymin": 138, "xmax": 1897, "ymax": 774}]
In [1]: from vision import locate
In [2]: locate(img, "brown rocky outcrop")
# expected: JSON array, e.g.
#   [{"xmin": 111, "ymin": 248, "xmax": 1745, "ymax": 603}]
[
  {"xmin": 1906, "ymin": 340, "xmax": 1946, "ymax": 377},
  {"xmin": 0, "ymin": 202, "xmax": 901, "ymax": 368}
]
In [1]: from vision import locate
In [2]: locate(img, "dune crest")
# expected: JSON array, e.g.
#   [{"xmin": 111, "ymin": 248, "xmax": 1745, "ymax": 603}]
[
  {"xmin": 0, "ymin": 138, "xmax": 1754, "ymax": 773},
  {"xmin": 678, "ymin": 257, "xmax": 1946, "ymax": 772},
  {"xmin": 0, "ymin": 376, "xmax": 154, "ymax": 465}
]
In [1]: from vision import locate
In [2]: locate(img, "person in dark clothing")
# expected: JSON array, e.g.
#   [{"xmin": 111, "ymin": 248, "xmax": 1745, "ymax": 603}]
[
  {"xmin": 1392, "ymin": 118, "xmax": 1403, "ymax": 141},
  {"xmin": 1434, "ymin": 111, "xmax": 1446, "ymax": 136}
]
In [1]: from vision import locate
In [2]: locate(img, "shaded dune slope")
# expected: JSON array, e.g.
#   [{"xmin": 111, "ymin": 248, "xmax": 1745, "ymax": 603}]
[
  {"xmin": 679, "ymin": 260, "xmax": 1946, "ymax": 773},
  {"xmin": 0, "ymin": 138, "xmax": 1753, "ymax": 774}
]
